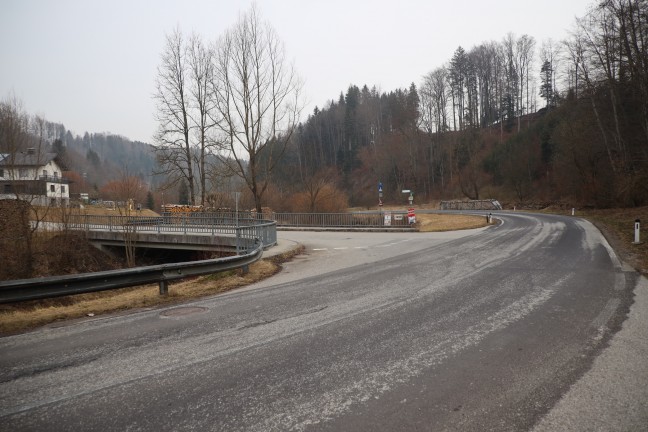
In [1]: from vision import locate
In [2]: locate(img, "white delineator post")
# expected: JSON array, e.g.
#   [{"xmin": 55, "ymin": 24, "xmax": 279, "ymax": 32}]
[{"xmin": 634, "ymin": 219, "xmax": 641, "ymax": 244}]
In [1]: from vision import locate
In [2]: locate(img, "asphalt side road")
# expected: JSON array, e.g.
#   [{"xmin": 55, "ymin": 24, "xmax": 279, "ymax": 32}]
[{"xmin": 0, "ymin": 212, "xmax": 646, "ymax": 431}]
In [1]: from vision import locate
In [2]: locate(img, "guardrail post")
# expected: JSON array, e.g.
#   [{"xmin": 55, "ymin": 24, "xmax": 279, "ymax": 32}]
[{"xmin": 159, "ymin": 280, "xmax": 169, "ymax": 295}]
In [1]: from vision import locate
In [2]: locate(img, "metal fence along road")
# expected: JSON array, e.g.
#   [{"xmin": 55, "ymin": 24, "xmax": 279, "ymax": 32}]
[
  {"xmin": 0, "ymin": 241, "xmax": 264, "ymax": 303},
  {"xmin": 63, "ymin": 212, "xmax": 278, "ymax": 252},
  {"xmin": 440, "ymin": 199, "xmax": 502, "ymax": 210},
  {"xmin": 273, "ymin": 211, "xmax": 413, "ymax": 228}
]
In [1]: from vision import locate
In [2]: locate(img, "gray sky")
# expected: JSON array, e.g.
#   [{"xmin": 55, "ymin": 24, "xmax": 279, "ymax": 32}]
[{"xmin": 1, "ymin": 0, "xmax": 593, "ymax": 143}]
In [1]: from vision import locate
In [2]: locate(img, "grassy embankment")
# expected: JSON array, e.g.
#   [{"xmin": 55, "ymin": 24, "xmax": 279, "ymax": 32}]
[{"xmin": 577, "ymin": 207, "xmax": 648, "ymax": 275}]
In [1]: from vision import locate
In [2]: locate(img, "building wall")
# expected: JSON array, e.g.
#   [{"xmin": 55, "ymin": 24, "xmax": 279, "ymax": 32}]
[{"xmin": 0, "ymin": 160, "xmax": 69, "ymax": 205}]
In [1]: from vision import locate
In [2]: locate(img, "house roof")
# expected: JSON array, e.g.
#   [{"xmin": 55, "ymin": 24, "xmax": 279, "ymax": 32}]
[{"xmin": 0, "ymin": 151, "xmax": 58, "ymax": 167}]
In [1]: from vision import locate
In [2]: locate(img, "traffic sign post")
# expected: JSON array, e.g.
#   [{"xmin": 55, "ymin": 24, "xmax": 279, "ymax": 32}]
[
  {"xmin": 378, "ymin": 181, "xmax": 384, "ymax": 211},
  {"xmin": 402, "ymin": 189, "xmax": 413, "ymax": 205}
]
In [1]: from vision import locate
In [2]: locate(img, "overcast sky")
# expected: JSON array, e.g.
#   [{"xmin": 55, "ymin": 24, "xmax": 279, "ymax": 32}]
[{"xmin": 1, "ymin": 0, "xmax": 593, "ymax": 143}]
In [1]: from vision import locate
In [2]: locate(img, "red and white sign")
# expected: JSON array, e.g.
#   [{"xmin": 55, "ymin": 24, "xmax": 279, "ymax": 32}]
[{"xmin": 407, "ymin": 208, "xmax": 416, "ymax": 224}]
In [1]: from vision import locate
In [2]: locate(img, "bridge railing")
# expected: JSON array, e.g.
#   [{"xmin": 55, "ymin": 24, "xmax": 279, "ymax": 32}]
[{"xmin": 63, "ymin": 213, "xmax": 277, "ymax": 251}]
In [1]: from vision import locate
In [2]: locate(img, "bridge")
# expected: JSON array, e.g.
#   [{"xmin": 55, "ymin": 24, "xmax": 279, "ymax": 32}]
[
  {"xmin": 65, "ymin": 210, "xmax": 418, "ymax": 255},
  {"xmin": 65, "ymin": 213, "xmax": 277, "ymax": 255},
  {"xmin": 3, "ymin": 210, "xmax": 411, "ymax": 302}
]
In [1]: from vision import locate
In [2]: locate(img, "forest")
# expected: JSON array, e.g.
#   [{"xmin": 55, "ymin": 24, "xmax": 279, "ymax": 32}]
[
  {"xmin": 269, "ymin": 0, "xmax": 648, "ymax": 210},
  {"xmin": 1, "ymin": 0, "xmax": 646, "ymax": 212}
]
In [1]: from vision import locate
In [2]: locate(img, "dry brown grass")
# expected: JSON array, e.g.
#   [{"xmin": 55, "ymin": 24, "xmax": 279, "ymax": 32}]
[
  {"xmin": 0, "ymin": 247, "xmax": 303, "ymax": 335},
  {"xmin": 578, "ymin": 207, "xmax": 648, "ymax": 276},
  {"xmin": 416, "ymin": 213, "xmax": 490, "ymax": 232}
]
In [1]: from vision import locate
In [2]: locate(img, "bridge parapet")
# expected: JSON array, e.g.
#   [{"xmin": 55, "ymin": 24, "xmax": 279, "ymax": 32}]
[{"xmin": 66, "ymin": 213, "xmax": 277, "ymax": 254}]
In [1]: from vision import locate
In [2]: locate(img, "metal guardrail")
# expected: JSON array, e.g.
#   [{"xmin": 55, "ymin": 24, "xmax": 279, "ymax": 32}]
[
  {"xmin": 440, "ymin": 200, "xmax": 502, "ymax": 211},
  {"xmin": 272, "ymin": 211, "xmax": 412, "ymax": 228},
  {"xmin": 62, "ymin": 213, "xmax": 277, "ymax": 252},
  {"xmin": 0, "ymin": 241, "xmax": 264, "ymax": 304}
]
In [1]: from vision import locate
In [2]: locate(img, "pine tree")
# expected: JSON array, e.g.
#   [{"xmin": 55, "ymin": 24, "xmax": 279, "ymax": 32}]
[
  {"xmin": 540, "ymin": 60, "xmax": 554, "ymax": 109},
  {"xmin": 146, "ymin": 191, "xmax": 154, "ymax": 209}
]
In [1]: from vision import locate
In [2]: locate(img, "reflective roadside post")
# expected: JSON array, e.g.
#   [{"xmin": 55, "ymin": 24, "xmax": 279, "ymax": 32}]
[
  {"xmin": 634, "ymin": 219, "xmax": 641, "ymax": 244},
  {"xmin": 378, "ymin": 181, "xmax": 383, "ymax": 223}
]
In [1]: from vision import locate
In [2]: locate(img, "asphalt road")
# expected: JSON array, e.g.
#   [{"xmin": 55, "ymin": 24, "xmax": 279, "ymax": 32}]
[{"xmin": 0, "ymin": 212, "xmax": 645, "ymax": 431}]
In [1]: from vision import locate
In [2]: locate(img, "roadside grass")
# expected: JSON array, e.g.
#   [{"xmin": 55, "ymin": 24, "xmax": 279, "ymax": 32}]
[
  {"xmin": 0, "ymin": 212, "xmax": 487, "ymax": 335},
  {"xmin": 0, "ymin": 247, "xmax": 302, "ymax": 335},
  {"xmin": 416, "ymin": 213, "xmax": 490, "ymax": 232},
  {"xmin": 578, "ymin": 207, "xmax": 648, "ymax": 276}
]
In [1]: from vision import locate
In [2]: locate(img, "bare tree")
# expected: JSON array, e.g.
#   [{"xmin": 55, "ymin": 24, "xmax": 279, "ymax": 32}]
[
  {"xmin": 502, "ymin": 33, "xmax": 519, "ymax": 130},
  {"xmin": 187, "ymin": 33, "xmax": 217, "ymax": 206},
  {"xmin": 153, "ymin": 28, "xmax": 196, "ymax": 205},
  {"xmin": 212, "ymin": 5, "xmax": 303, "ymax": 212},
  {"xmin": 515, "ymin": 34, "xmax": 536, "ymax": 130},
  {"xmin": 0, "ymin": 97, "xmax": 60, "ymax": 278}
]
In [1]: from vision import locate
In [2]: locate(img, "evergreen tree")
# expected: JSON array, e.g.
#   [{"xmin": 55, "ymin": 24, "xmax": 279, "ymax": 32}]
[
  {"xmin": 146, "ymin": 191, "xmax": 155, "ymax": 209},
  {"xmin": 540, "ymin": 60, "xmax": 554, "ymax": 109}
]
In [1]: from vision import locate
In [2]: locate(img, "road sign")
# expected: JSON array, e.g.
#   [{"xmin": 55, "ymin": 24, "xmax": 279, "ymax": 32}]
[
  {"xmin": 401, "ymin": 189, "xmax": 410, "ymax": 193},
  {"xmin": 408, "ymin": 207, "xmax": 416, "ymax": 224},
  {"xmin": 378, "ymin": 182, "xmax": 383, "ymax": 192},
  {"xmin": 384, "ymin": 212, "xmax": 392, "ymax": 226}
]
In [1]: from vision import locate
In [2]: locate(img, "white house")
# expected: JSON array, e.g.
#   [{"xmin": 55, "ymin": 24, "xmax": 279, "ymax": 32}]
[{"xmin": 0, "ymin": 148, "xmax": 70, "ymax": 206}]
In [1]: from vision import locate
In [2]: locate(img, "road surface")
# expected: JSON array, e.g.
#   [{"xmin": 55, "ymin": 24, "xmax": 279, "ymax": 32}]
[{"xmin": 0, "ymin": 212, "xmax": 645, "ymax": 431}]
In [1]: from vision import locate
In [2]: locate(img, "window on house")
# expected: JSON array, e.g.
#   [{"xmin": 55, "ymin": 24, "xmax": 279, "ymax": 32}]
[
  {"xmin": 42, "ymin": 170, "xmax": 47, "ymax": 176},
  {"xmin": 0, "ymin": 169, "xmax": 4, "ymax": 178},
  {"xmin": 61, "ymin": 186, "xmax": 66, "ymax": 193},
  {"xmin": 53, "ymin": 171, "xmax": 58, "ymax": 178},
  {"xmin": 19, "ymin": 168, "xmax": 28, "ymax": 178},
  {"xmin": 3, "ymin": 184, "xmax": 11, "ymax": 193},
  {"xmin": 50, "ymin": 185, "xmax": 55, "ymax": 193}
]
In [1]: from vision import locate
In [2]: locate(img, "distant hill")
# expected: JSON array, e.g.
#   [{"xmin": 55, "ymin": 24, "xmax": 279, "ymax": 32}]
[{"xmin": 31, "ymin": 120, "xmax": 163, "ymax": 193}]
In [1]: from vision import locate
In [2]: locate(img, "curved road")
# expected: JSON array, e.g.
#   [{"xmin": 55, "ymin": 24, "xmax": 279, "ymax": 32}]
[{"xmin": 0, "ymin": 212, "xmax": 644, "ymax": 431}]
